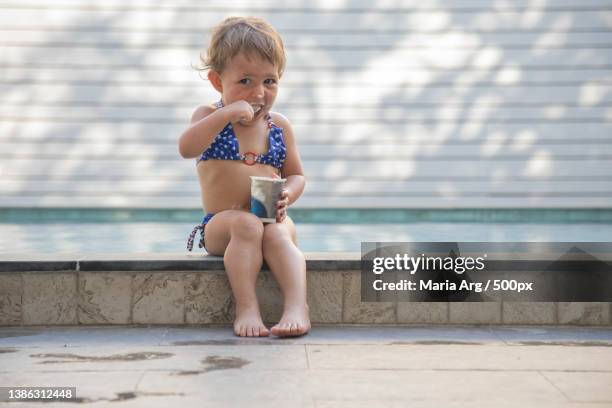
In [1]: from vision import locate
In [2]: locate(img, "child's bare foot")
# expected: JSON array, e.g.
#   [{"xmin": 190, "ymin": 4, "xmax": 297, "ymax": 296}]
[
  {"xmin": 271, "ymin": 304, "xmax": 311, "ymax": 337},
  {"xmin": 234, "ymin": 304, "xmax": 269, "ymax": 337}
]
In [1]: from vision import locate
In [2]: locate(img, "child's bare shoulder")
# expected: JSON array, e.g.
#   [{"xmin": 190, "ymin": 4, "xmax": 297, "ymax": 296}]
[
  {"xmin": 269, "ymin": 111, "xmax": 294, "ymax": 132},
  {"xmin": 190, "ymin": 104, "xmax": 216, "ymax": 124}
]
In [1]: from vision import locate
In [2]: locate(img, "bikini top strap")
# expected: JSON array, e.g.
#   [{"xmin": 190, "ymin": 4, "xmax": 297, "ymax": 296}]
[{"xmin": 266, "ymin": 113, "xmax": 277, "ymax": 129}]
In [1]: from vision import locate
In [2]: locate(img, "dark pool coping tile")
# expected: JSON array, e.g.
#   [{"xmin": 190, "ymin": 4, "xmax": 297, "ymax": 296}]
[
  {"xmin": 491, "ymin": 326, "xmax": 612, "ymax": 344},
  {"xmin": 161, "ymin": 325, "xmax": 504, "ymax": 346},
  {"xmin": 0, "ymin": 254, "xmax": 82, "ymax": 272},
  {"xmin": 0, "ymin": 252, "xmax": 361, "ymax": 272},
  {"xmin": 2, "ymin": 326, "xmax": 611, "ymax": 348},
  {"xmin": 80, "ymin": 257, "xmax": 225, "ymax": 272},
  {"xmin": 0, "ymin": 326, "xmax": 169, "ymax": 347}
]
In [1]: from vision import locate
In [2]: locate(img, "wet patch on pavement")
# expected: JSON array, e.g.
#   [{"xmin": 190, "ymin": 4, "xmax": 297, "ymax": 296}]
[
  {"xmin": 174, "ymin": 355, "xmax": 250, "ymax": 376},
  {"xmin": 202, "ymin": 355, "xmax": 249, "ymax": 372},
  {"xmin": 30, "ymin": 351, "xmax": 174, "ymax": 364},
  {"xmin": 29, "ymin": 391, "xmax": 184, "ymax": 404},
  {"xmin": 113, "ymin": 392, "xmax": 137, "ymax": 401},
  {"xmin": 174, "ymin": 370, "xmax": 203, "ymax": 376}
]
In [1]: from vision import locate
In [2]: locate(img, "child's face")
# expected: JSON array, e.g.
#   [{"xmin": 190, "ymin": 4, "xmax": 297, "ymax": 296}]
[{"xmin": 211, "ymin": 52, "xmax": 280, "ymax": 125}]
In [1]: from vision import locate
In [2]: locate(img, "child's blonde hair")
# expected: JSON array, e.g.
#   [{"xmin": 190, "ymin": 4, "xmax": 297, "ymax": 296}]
[{"xmin": 199, "ymin": 16, "xmax": 286, "ymax": 77}]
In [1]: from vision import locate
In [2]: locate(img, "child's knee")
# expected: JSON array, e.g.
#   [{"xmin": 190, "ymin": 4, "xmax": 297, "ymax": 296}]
[
  {"xmin": 230, "ymin": 212, "xmax": 264, "ymax": 240},
  {"xmin": 262, "ymin": 224, "xmax": 292, "ymax": 249}
]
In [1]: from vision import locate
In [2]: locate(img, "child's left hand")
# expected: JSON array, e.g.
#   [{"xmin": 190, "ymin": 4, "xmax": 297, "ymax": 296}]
[{"xmin": 276, "ymin": 189, "xmax": 290, "ymax": 223}]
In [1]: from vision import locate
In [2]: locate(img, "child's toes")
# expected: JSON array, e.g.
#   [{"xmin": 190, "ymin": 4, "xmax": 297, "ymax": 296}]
[
  {"xmin": 275, "ymin": 323, "xmax": 285, "ymax": 336},
  {"xmin": 271, "ymin": 323, "xmax": 286, "ymax": 336}
]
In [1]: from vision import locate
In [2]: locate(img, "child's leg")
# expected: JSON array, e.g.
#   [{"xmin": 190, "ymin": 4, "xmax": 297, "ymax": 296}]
[
  {"xmin": 204, "ymin": 210, "xmax": 269, "ymax": 337},
  {"xmin": 262, "ymin": 216, "xmax": 310, "ymax": 337}
]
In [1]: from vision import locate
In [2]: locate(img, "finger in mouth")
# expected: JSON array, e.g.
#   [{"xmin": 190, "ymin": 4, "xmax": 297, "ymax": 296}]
[{"xmin": 250, "ymin": 104, "xmax": 263, "ymax": 114}]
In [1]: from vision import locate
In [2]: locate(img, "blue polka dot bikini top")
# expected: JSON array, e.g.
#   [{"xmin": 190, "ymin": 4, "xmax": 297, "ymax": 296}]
[{"xmin": 196, "ymin": 100, "xmax": 287, "ymax": 169}]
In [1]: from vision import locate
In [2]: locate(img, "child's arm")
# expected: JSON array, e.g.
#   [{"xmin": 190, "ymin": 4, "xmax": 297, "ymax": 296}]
[
  {"xmin": 178, "ymin": 101, "xmax": 255, "ymax": 159},
  {"xmin": 273, "ymin": 113, "xmax": 306, "ymax": 219}
]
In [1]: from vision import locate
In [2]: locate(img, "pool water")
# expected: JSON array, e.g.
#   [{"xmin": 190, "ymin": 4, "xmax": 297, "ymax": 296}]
[{"xmin": 1, "ymin": 221, "xmax": 611, "ymax": 254}]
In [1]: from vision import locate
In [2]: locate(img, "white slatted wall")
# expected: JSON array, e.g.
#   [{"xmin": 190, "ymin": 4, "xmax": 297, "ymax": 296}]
[{"xmin": 1, "ymin": 0, "xmax": 611, "ymax": 208}]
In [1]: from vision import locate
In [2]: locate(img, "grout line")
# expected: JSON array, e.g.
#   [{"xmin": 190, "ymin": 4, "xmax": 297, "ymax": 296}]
[
  {"xmin": 129, "ymin": 273, "xmax": 134, "ymax": 324},
  {"xmin": 393, "ymin": 269, "xmax": 398, "ymax": 323},
  {"xmin": 183, "ymin": 273, "xmax": 187, "ymax": 325},
  {"xmin": 341, "ymin": 271, "xmax": 346, "ymax": 323},
  {"xmin": 75, "ymin": 258, "xmax": 86, "ymax": 326},
  {"xmin": 158, "ymin": 328, "xmax": 169, "ymax": 346},
  {"xmin": 76, "ymin": 255, "xmax": 88, "ymax": 272},
  {"xmin": 20, "ymin": 273, "xmax": 24, "ymax": 327},
  {"xmin": 304, "ymin": 344, "xmax": 311, "ymax": 370},
  {"xmin": 488, "ymin": 325, "xmax": 510, "ymax": 345},
  {"xmin": 538, "ymin": 370, "xmax": 572, "ymax": 402},
  {"xmin": 133, "ymin": 371, "xmax": 146, "ymax": 394},
  {"xmin": 394, "ymin": 300, "xmax": 398, "ymax": 324},
  {"xmin": 75, "ymin": 269, "xmax": 80, "ymax": 325}
]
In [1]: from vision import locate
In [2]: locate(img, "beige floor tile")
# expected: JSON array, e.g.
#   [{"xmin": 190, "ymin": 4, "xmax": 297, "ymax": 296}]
[
  {"xmin": 306, "ymin": 344, "xmax": 612, "ymax": 371},
  {"xmin": 541, "ymin": 372, "xmax": 612, "ymax": 403}
]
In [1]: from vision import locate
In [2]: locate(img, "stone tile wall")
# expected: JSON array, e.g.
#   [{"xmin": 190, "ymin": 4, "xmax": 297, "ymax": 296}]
[{"xmin": 1, "ymin": 269, "xmax": 610, "ymax": 326}]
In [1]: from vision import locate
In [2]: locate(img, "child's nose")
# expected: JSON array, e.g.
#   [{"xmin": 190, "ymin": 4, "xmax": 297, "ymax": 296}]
[{"xmin": 254, "ymin": 84, "xmax": 264, "ymax": 98}]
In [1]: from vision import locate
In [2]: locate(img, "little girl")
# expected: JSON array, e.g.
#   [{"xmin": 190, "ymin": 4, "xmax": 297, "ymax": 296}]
[{"xmin": 178, "ymin": 16, "xmax": 310, "ymax": 338}]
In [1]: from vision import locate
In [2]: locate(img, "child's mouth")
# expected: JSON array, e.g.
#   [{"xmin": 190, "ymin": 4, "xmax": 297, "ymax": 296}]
[{"xmin": 251, "ymin": 104, "xmax": 263, "ymax": 116}]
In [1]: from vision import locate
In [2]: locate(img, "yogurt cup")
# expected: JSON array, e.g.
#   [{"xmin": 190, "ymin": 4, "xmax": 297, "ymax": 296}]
[{"xmin": 250, "ymin": 176, "xmax": 286, "ymax": 223}]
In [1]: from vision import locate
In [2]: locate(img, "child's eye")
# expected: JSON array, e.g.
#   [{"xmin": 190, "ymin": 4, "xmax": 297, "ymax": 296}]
[
  {"xmin": 264, "ymin": 78, "xmax": 277, "ymax": 85},
  {"xmin": 239, "ymin": 78, "xmax": 251, "ymax": 85}
]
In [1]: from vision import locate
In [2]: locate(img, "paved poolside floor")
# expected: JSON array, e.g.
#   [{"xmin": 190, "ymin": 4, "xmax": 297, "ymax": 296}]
[{"xmin": 1, "ymin": 325, "xmax": 611, "ymax": 407}]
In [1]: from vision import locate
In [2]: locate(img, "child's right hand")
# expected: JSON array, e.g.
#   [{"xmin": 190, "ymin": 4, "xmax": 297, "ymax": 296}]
[{"xmin": 225, "ymin": 100, "xmax": 255, "ymax": 124}]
